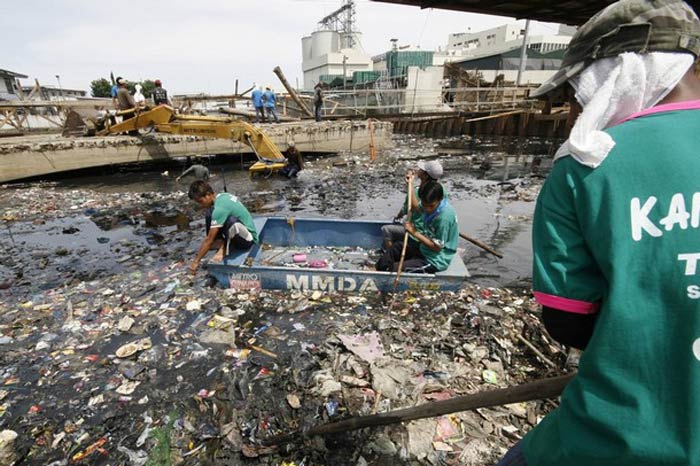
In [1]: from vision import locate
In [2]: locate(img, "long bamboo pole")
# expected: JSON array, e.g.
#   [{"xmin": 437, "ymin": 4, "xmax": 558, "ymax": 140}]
[
  {"xmin": 272, "ymin": 66, "xmax": 314, "ymax": 118},
  {"xmin": 459, "ymin": 232, "xmax": 503, "ymax": 258},
  {"xmin": 261, "ymin": 372, "xmax": 575, "ymax": 446},
  {"xmin": 393, "ymin": 176, "xmax": 413, "ymax": 290}
]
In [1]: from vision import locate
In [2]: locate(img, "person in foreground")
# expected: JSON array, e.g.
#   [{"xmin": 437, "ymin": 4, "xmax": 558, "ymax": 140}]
[
  {"xmin": 187, "ymin": 181, "xmax": 258, "ymax": 275},
  {"xmin": 376, "ymin": 180, "xmax": 457, "ymax": 273},
  {"xmin": 494, "ymin": 1, "xmax": 700, "ymax": 465}
]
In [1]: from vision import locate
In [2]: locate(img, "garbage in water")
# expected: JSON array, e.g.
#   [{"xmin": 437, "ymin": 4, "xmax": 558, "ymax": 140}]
[{"xmin": 0, "ymin": 135, "xmax": 565, "ymax": 465}]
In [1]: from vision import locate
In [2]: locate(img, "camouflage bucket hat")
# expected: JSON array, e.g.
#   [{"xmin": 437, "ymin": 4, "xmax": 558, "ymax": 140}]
[{"xmin": 531, "ymin": 0, "xmax": 700, "ymax": 97}]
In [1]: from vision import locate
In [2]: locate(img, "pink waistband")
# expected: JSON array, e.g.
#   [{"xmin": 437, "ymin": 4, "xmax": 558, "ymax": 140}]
[
  {"xmin": 533, "ymin": 291, "xmax": 601, "ymax": 315},
  {"xmin": 613, "ymin": 100, "xmax": 700, "ymax": 127}
]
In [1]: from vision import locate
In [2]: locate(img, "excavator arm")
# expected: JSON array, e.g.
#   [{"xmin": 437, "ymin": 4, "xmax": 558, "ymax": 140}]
[{"xmin": 99, "ymin": 105, "xmax": 287, "ymax": 173}]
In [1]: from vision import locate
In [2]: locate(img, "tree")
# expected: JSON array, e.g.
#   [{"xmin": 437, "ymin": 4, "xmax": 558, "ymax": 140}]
[
  {"xmin": 140, "ymin": 80, "xmax": 156, "ymax": 99},
  {"xmin": 90, "ymin": 78, "xmax": 112, "ymax": 98}
]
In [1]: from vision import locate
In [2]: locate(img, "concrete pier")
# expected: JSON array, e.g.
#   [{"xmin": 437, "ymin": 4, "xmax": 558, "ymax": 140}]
[{"xmin": 0, "ymin": 120, "xmax": 393, "ymax": 183}]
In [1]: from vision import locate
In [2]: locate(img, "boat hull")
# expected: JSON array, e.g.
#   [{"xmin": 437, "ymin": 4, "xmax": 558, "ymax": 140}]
[{"xmin": 207, "ymin": 217, "xmax": 469, "ymax": 292}]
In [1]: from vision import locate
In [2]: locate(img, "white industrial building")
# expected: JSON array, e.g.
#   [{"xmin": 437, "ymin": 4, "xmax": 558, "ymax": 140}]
[
  {"xmin": 301, "ymin": 30, "xmax": 373, "ymax": 90},
  {"xmin": 446, "ymin": 22, "xmax": 573, "ymax": 59},
  {"xmin": 301, "ymin": 0, "xmax": 373, "ymax": 90}
]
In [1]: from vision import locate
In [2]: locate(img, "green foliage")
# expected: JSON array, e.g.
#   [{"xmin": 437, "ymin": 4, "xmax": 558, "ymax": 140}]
[
  {"xmin": 90, "ymin": 78, "xmax": 112, "ymax": 98},
  {"xmin": 140, "ymin": 80, "xmax": 156, "ymax": 98},
  {"xmin": 91, "ymin": 77, "xmax": 156, "ymax": 99},
  {"xmin": 145, "ymin": 412, "xmax": 177, "ymax": 466}
]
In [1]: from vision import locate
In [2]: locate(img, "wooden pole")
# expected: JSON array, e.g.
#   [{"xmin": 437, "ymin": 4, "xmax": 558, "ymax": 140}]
[
  {"xmin": 238, "ymin": 85, "xmax": 255, "ymax": 97},
  {"xmin": 368, "ymin": 118, "xmax": 376, "ymax": 161},
  {"xmin": 272, "ymin": 66, "xmax": 314, "ymax": 118},
  {"xmin": 393, "ymin": 176, "xmax": 413, "ymax": 290},
  {"xmin": 462, "ymin": 110, "xmax": 525, "ymax": 124},
  {"xmin": 261, "ymin": 372, "xmax": 575, "ymax": 446},
  {"xmin": 460, "ymin": 232, "xmax": 503, "ymax": 258}
]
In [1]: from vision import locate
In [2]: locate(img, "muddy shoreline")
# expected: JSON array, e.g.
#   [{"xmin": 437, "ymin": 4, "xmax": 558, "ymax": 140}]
[{"xmin": 0, "ymin": 135, "xmax": 568, "ymax": 466}]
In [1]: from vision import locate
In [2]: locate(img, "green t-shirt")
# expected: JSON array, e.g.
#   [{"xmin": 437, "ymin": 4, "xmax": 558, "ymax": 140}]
[
  {"xmin": 211, "ymin": 193, "xmax": 259, "ymax": 243},
  {"xmin": 402, "ymin": 185, "xmax": 450, "ymax": 238},
  {"xmin": 419, "ymin": 200, "xmax": 458, "ymax": 271},
  {"xmin": 523, "ymin": 108, "xmax": 700, "ymax": 466}
]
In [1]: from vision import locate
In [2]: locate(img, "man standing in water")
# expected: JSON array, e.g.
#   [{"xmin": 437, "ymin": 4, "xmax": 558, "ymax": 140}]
[{"xmin": 494, "ymin": 1, "xmax": 700, "ymax": 465}]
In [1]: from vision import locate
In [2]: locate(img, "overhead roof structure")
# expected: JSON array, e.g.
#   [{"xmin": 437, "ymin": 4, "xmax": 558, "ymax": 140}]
[
  {"xmin": 0, "ymin": 69, "xmax": 28, "ymax": 79},
  {"xmin": 371, "ymin": 1, "xmax": 620, "ymax": 25}
]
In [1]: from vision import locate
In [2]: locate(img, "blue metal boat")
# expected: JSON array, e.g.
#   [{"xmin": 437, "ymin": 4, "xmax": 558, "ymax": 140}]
[{"xmin": 207, "ymin": 217, "xmax": 470, "ymax": 292}]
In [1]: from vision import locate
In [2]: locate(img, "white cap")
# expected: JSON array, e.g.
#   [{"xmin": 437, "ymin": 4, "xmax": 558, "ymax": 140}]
[{"xmin": 416, "ymin": 160, "xmax": 443, "ymax": 180}]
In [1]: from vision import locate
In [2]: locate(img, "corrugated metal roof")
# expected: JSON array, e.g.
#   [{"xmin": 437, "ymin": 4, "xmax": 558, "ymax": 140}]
[
  {"xmin": 370, "ymin": 1, "xmax": 620, "ymax": 26},
  {"xmin": 0, "ymin": 69, "xmax": 28, "ymax": 79}
]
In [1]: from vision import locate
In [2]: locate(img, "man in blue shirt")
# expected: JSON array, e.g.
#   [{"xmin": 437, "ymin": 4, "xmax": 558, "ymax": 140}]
[
  {"xmin": 251, "ymin": 85, "xmax": 265, "ymax": 123},
  {"xmin": 262, "ymin": 85, "xmax": 280, "ymax": 123},
  {"xmin": 111, "ymin": 76, "xmax": 121, "ymax": 109}
]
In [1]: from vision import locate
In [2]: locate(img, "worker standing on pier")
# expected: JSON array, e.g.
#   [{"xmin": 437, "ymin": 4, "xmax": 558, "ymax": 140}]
[
  {"xmin": 262, "ymin": 85, "xmax": 280, "ymax": 123},
  {"xmin": 187, "ymin": 181, "xmax": 258, "ymax": 275},
  {"xmin": 115, "ymin": 78, "xmax": 139, "ymax": 136},
  {"xmin": 110, "ymin": 76, "xmax": 121, "ymax": 109},
  {"xmin": 314, "ymin": 83, "xmax": 324, "ymax": 121},
  {"xmin": 251, "ymin": 85, "xmax": 266, "ymax": 123},
  {"xmin": 494, "ymin": 1, "xmax": 700, "ymax": 466},
  {"xmin": 133, "ymin": 84, "xmax": 146, "ymax": 108},
  {"xmin": 152, "ymin": 79, "xmax": 171, "ymax": 106}
]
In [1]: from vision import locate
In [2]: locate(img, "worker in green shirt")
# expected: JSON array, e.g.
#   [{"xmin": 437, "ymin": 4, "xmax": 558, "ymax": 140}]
[
  {"xmin": 376, "ymin": 180, "xmax": 458, "ymax": 273},
  {"xmin": 494, "ymin": 1, "xmax": 700, "ymax": 465},
  {"xmin": 381, "ymin": 160, "xmax": 444, "ymax": 251},
  {"xmin": 187, "ymin": 181, "xmax": 258, "ymax": 275}
]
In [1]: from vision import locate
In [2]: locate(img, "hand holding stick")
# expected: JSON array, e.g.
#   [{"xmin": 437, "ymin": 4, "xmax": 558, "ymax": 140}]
[{"xmin": 393, "ymin": 176, "xmax": 413, "ymax": 290}]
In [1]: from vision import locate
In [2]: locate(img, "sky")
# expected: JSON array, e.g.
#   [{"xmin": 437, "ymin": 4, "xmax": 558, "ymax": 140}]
[{"xmin": 1, "ymin": 0, "xmax": 564, "ymax": 95}]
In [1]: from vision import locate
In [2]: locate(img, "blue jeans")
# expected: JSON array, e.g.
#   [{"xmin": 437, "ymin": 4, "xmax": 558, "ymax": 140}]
[
  {"xmin": 314, "ymin": 103, "xmax": 322, "ymax": 121},
  {"xmin": 493, "ymin": 442, "xmax": 528, "ymax": 466},
  {"xmin": 265, "ymin": 106, "xmax": 279, "ymax": 123},
  {"xmin": 280, "ymin": 164, "xmax": 299, "ymax": 179}
]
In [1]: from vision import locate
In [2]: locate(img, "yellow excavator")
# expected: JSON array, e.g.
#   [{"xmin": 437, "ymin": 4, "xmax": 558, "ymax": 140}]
[{"xmin": 98, "ymin": 105, "xmax": 288, "ymax": 174}]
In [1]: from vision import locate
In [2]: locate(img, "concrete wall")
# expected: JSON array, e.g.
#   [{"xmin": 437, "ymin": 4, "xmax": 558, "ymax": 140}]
[
  {"xmin": 0, "ymin": 120, "xmax": 394, "ymax": 182},
  {"xmin": 404, "ymin": 66, "xmax": 446, "ymax": 113}
]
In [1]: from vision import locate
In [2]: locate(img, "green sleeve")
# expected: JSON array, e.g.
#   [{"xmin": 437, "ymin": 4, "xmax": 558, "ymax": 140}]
[{"xmin": 533, "ymin": 161, "xmax": 606, "ymax": 310}]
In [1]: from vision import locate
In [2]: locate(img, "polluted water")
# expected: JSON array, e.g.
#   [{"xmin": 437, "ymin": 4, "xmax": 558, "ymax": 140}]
[{"xmin": 0, "ymin": 135, "xmax": 574, "ymax": 465}]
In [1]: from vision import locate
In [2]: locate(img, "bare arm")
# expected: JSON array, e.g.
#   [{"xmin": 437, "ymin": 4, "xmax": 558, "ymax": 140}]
[
  {"xmin": 404, "ymin": 221, "xmax": 441, "ymax": 252},
  {"xmin": 190, "ymin": 227, "xmax": 220, "ymax": 274},
  {"xmin": 177, "ymin": 166, "xmax": 194, "ymax": 181}
]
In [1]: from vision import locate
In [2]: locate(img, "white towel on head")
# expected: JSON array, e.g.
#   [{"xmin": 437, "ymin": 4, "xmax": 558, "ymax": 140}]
[{"xmin": 555, "ymin": 52, "xmax": 694, "ymax": 168}]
